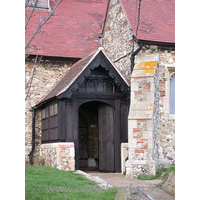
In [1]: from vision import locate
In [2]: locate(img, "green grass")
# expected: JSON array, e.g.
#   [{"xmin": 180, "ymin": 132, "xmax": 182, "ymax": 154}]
[
  {"xmin": 156, "ymin": 165, "xmax": 175, "ymax": 179},
  {"xmin": 25, "ymin": 165, "xmax": 116, "ymax": 200},
  {"xmin": 137, "ymin": 166, "xmax": 175, "ymax": 180},
  {"xmin": 137, "ymin": 174, "xmax": 155, "ymax": 180}
]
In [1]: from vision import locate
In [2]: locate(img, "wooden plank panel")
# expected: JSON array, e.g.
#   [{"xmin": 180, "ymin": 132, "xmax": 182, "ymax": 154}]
[
  {"xmin": 49, "ymin": 115, "xmax": 58, "ymax": 128},
  {"xmin": 42, "ymin": 130, "xmax": 49, "ymax": 141},
  {"xmin": 98, "ymin": 103, "xmax": 114, "ymax": 172},
  {"xmin": 42, "ymin": 118, "xmax": 49, "ymax": 130},
  {"xmin": 120, "ymin": 103, "xmax": 128, "ymax": 143},
  {"xmin": 65, "ymin": 103, "xmax": 73, "ymax": 139},
  {"xmin": 114, "ymin": 99, "xmax": 121, "ymax": 172},
  {"xmin": 58, "ymin": 100, "xmax": 65, "ymax": 141},
  {"xmin": 50, "ymin": 128, "xmax": 58, "ymax": 140}
]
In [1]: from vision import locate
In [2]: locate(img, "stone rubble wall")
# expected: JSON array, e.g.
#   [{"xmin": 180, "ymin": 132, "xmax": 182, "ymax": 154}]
[
  {"xmin": 142, "ymin": 45, "xmax": 175, "ymax": 163},
  {"xmin": 133, "ymin": 47, "xmax": 175, "ymax": 167},
  {"xmin": 25, "ymin": 59, "xmax": 75, "ymax": 164},
  {"xmin": 152, "ymin": 65, "xmax": 160, "ymax": 161},
  {"xmin": 39, "ymin": 142, "xmax": 75, "ymax": 171},
  {"xmin": 161, "ymin": 172, "xmax": 175, "ymax": 196},
  {"xmin": 157, "ymin": 64, "xmax": 175, "ymax": 164},
  {"xmin": 102, "ymin": 0, "xmax": 133, "ymax": 82},
  {"xmin": 103, "ymin": 0, "xmax": 175, "ymax": 169}
]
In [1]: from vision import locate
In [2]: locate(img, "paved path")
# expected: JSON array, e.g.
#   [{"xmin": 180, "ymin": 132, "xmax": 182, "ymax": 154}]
[{"xmin": 85, "ymin": 171, "xmax": 175, "ymax": 200}]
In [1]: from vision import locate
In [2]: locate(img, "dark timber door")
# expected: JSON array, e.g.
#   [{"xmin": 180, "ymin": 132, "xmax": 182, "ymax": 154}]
[{"xmin": 98, "ymin": 103, "xmax": 114, "ymax": 172}]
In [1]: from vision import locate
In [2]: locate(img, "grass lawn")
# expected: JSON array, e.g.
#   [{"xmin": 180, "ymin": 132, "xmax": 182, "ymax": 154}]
[
  {"xmin": 137, "ymin": 165, "xmax": 175, "ymax": 180},
  {"xmin": 25, "ymin": 165, "xmax": 116, "ymax": 200}
]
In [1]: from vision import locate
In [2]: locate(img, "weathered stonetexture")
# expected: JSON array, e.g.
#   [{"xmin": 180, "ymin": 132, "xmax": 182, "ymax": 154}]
[
  {"xmin": 39, "ymin": 142, "xmax": 75, "ymax": 171},
  {"xmin": 103, "ymin": 0, "xmax": 175, "ymax": 177},
  {"xmin": 161, "ymin": 172, "xmax": 175, "ymax": 196},
  {"xmin": 25, "ymin": 58, "xmax": 75, "ymax": 164},
  {"xmin": 126, "ymin": 56, "xmax": 159, "ymax": 177},
  {"xmin": 125, "ymin": 52, "xmax": 175, "ymax": 177},
  {"xmin": 134, "ymin": 48, "xmax": 175, "ymax": 166},
  {"xmin": 157, "ymin": 64, "xmax": 175, "ymax": 164},
  {"xmin": 125, "ymin": 54, "xmax": 175, "ymax": 177},
  {"xmin": 102, "ymin": 0, "xmax": 133, "ymax": 82}
]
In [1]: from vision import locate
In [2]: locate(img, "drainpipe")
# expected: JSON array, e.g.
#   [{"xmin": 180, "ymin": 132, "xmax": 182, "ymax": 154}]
[
  {"xmin": 130, "ymin": 35, "xmax": 143, "ymax": 73},
  {"xmin": 28, "ymin": 107, "xmax": 36, "ymax": 165}
]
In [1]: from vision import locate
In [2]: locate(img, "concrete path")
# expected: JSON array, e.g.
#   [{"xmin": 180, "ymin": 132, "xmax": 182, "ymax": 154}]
[{"xmin": 83, "ymin": 171, "xmax": 175, "ymax": 200}]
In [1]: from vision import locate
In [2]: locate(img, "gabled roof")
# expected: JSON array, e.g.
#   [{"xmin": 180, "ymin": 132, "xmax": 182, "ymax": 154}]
[
  {"xmin": 34, "ymin": 46, "xmax": 130, "ymax": 107},
  {"xmin": 25, "ymin": 0, "xmax": 108, "ymax": 58},
  {"xmin": 103, "ymin": 0, "xmax": 175, "ymax": 44}
]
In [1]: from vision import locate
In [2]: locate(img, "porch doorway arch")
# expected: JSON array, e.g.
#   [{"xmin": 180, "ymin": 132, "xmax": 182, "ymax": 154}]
[{"xmin": 79, "ymin": 101, "xmax": 114, "ymax": 172}]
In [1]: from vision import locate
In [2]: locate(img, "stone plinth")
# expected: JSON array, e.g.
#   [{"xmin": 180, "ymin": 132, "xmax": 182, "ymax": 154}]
[
  {"xmin": 39, "ymin": 142, "xmax": 75, "ymax": 171},
  {"xmin": 121, "ymin": 143, "xmax": 128, "ymax": 174}
]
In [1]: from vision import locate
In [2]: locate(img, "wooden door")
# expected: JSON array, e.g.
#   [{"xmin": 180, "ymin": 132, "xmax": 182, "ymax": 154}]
[{"xmin": 98, "ymin": 103, "xmax": 114, "ymax": 172}]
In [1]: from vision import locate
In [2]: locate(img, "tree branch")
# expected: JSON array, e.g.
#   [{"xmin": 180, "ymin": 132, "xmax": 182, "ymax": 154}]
[
  {"xmin": 25, "ymin": 0, "xmax": 39, "ymax": 30},
  {"xmin": 25, "ymin": 0, "xmax": 61, "ymax": 49},
  {"xmin": 25, "ymin": 0, "xmax": 31, "ymax": 8}
]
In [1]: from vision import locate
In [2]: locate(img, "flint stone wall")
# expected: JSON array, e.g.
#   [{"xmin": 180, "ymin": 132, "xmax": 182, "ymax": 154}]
[
  {"xmin": 39, "ymin": 142, "xmax": 75, "ymax": 171},
  {"xmin": 25, "ymin": 58, "xmax": 75, "ymax": 164},
  {"xmin": 161, "ymin": 172, "xmax": 175, "ymax": 196},
  {"xmin": 103, "ymin": 0, "xmax": 175, "ymax": 177}
]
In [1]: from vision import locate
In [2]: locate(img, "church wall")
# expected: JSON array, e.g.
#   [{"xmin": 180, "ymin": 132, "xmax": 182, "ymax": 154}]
[
  {"xmin": 25, "ymin": 59, "xmax": 75, "ymax": 164},
  {"xmin": 141, "ymin": 46, "xmax": 175, "ymax": 164},
  {"xmin": 102, "ymin": 0, "xmax": 133, "ymax": 82},
  {"xmin": 25, "ymin": 0, "xmax": 175, "ymax": 172},
  {"xmin": 102, "ymin": 0, "xmax": 175, "ymax": 175}
]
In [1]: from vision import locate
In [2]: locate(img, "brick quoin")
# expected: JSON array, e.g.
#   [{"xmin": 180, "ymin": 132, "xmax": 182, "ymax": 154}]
[
  {"xmin": 133, "ymin": 136, "xmax": 141, "ymax": 138},
  {"xmin": 137, "ymin": 141, "xmax": 144, "ymax": 143},
  {"xmin": 137, "ymin": 119, "xmax": 146, "ymax": 122},
  {"xmin": 133, "ymin": 128, "xmax": 141, "ymax": 132},
  {"xmin": 142, "ymin": 83, "xmax": 150, "ymax": 90},
  {"xmin": 142, "ymin": 82, "xmax": 150, "ymax": 86},
  {"xmin": 160, "ymin": 92, "xmax": 165, "ymax": 97},
  {"xmin": 159, "ymin": 80, "xmax": 165, "ymax": 86},
  {"xmin": 141, "ymin": 145, "xmax": 148, "ymax": 149},
  {"xmin": 135, "ymin": 150, "xmax": 144, "ymax": 153},
  {"xmin": 135, "ymin": 91, "xmax": 141, "ymax": 94},
  {"xmin": 140, "ymin": 139, "xmax": 148, "ymax": 141}
]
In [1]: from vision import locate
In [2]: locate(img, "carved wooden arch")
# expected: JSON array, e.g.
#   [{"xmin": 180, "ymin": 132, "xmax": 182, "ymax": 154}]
[
  {"xmin": 79, "ymin": 107, "xmax": 96, "ymax": 126},
  {"xmin": 78, "ymin": 99, "xmax": 115, "ymax": 110}
]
